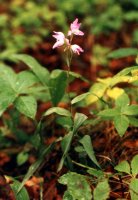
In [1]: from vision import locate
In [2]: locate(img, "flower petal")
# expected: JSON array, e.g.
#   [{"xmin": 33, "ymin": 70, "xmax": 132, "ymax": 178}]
[
  {"xmin": 52, "ymin": 31, "xmax": 65, "ymax": 40},
  {"xmin": 71, "ymin": 44, "xmax": 84, "ymax": 55},
  {"xmin": 69, "ymin": 18, "xmax": 84, "ymax": 36},
  {"xmin": 53, "ymin": 40, "xmax": 64, "ymax": 49}
]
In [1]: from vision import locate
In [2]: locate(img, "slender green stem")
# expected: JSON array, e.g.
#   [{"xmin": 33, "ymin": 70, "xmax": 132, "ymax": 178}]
[
  {"xmin": 72, "ymin": 160, "xmax": 97, "ymax": 171},
  {"xmin": 66, "ymin": 50, "xmax": 73, "ymax": 116}
]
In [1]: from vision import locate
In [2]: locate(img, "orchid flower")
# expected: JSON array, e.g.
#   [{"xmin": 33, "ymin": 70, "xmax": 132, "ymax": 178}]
[
  {"xmin": 68, "ymin": 18, "xmax": 84, "ymax": 36},
  {"xmin": 52, "ymin": 31, "xmax": 69, "ymax": 49},
  {"xmin": 71, "ymin": 44, "xmax": 84, "ymax": 55},
  {"xmin": 52, "ymin": 18, "xmax": 84, "ymax": 55}
]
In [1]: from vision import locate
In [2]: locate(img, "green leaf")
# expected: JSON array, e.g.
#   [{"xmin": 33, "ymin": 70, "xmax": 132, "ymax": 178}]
[
  {"xmin": 0, "ymin": 64, "xmax": 17, "ymax": 91},
  {"xmin": 108, "ymin": 48, "xmax": 138, "ymax": 59},
  {"xmin": 56, "ymin": 116, "xmax": 73, "ymax": 130},
  {"xmin": 17, "ymin": 151, "xmax": 29, "ymax": 166},
  {"xmin": 43, "ymin": 107, "xmax": 71, "ymax": 117},
  {"xmin": 63, "ymin": 191, "xmax": 73, "ymax": 200},
  {"xmin": 98, "ymin": 108, "xmax": 120, "ymax": 118},
  {"xmin": 123, "ymin": 105, "xmax": 138, "ymax": 116},
  {"xmin": 71, "ymin": 92, "xmax": 91, "ymax": 104},
  {"xmin": 0, "ymin": 90, "xmax": 17, "ymax": 116},
  {"xmin": 114, "ymin": 115, "xmax": 129, "ymax": 137},
  {"xmin": 87, "ymin": 168, "xmax": 104, "ymax": 178},
  {"xmin": 69, "ymin": 71, "xmax": 89, "ymax": 83},
  {"xmin": 131, "ymin": 155, "xmax": 138, "ymax": 176},
  {"xmin": 129, "ymin": 178, "xmax": 138, "ymax": 200},
  {"xmin": 24, "ymin": 85, "xmax": 50, "ymax": 102},
  {"xmin": 17, "ymin": 140, "xmax": 57, "ymax": 193},
  {"xmin": 114, "ymin": 66, "xmax": 138, "ymax": 77},
  {"xmin": 14, "ymin": 96, "xmax": 37, "ymax": 119},
  {"xmin": 80, "ymin": 135, "xmax": 100, "ymax": 168},
  {"xmin": 125, "ymin": 11, "xmax": 138, "ymax": 21},
  {"xmin": 58, "ymin": 172, "xmax": 92, "ymax": 200},
  {"xmin": 11, "ymin": 180, "xmax": 30, "ymax": 200},
  {"xmin": 73, "ymin": 113, "xmax": 88, "ymax": 133},
  {"xmin": 115, "ymin": 93, "xmax": 130, "ymax": 108},
  {"xmin": 49, "ymin": 69, "xmax": 67, "ymax": 106},
  {"xmin": 94, "ymin": 179, "xmax": 110, "ymax": 200},
  {"xmin": 58, "ymin": 132, "xmax": 73, "ymax": 172},
  {"xmin": 86, "ymin": 83, "xmax": 107, "ymax": 105},
  {"xmin": 16, "ymin": 70, "xmax": 39, "ymax": 93},
  {"xmin": 114, "ymin": 160, "xmax": 130, "ymax": 174},
  {"xmin": 13, "ymin": 54, "xmax": 50, "ymax": 86},
  {"xmin": 29, "ymin": 121, "xmax": 42, "ymax": 149},
  {"xmin": 110, "ymin": 76, "xmax": 130, "ymax": 87},
  {"xmin": 128, "ymin": 116, "xmax": 138, "ymax": 127}
]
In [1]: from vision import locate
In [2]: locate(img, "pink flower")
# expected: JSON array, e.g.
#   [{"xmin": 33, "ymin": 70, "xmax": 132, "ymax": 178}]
[
  {"xmin": 71, "ymin": 44, "xmax": 84, "ymax": 55},
  {"xmin": 52, "ymin": 31, "xmax": 69, "ymax": 49},
  {"xmin": 68, "ymin": 18, "xmax": 84, "ymax": 36}
]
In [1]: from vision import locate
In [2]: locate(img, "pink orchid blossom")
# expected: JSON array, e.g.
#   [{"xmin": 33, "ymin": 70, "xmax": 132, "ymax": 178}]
[
  {"xmin": 71, "ymin": 44, "xmax": 84, "ymax": 55},
  {"xmin": 52, "ymin": 19, "xmax": 84, "ymax": 55},
  {"xmin": 52, "ymin": 31, "xmax": 69, "ymax": 49},
  {"xmin": 68, "ymin": 18, "xmax": 84, "ymax": 36}
]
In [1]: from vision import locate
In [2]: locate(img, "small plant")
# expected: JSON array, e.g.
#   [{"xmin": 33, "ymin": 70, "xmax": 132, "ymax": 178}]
[{"xmin": 0, "ymin": 14, "xmax": 138, "ymax": 199}]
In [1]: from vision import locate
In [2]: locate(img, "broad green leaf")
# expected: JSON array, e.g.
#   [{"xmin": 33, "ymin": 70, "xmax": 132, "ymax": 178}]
[
  {"xmin": 87, "ymin": 168, "xmax": 104, "ymax": 178},
  {"xmin": 80, "ymin": 135, "xmax": 100, "ymax": 168},
  {"xmin": 115, "ymin": 93, "xmax": 130, "ymax": 108},
  {"xmin": 129, "ymin": 76, "xmax": 138, "ymax": 83},
  {"xmin": 58, "ymin": 132, "xmax": 73, "ymax": 172},
  {"xmin": 108, "ymin": 48, "xmax": 138, "ymax": 59},
  {"xmin": 115, "ymin": 66, "xmax": 138, "ymax": 77},
  {"xmin": 0, "ymin": 90, "xmax": 17, "ymax": 116},
  {"xmin": 0, "ymin": 64, "xmax": 17, "ymax": 91},
  {"xmin": 56, "ymin": 116, "xmax": 73, "ymax": 130},
  {"xmin": 125, "ymin": 11, "xmax": 138, "ymax": 21},
  {"xmin": 131, "ymin": 69, "xmax": 138, "ymax": 76},
  {"xmin": 17, "ymin": 151, "xmax": 29, "ymax": 166},
  {"xmin": 69, "ymin": 71, "xmax": 89, "ymax": 83},
  {"xmin": 13, "ymin": 54, "xmax": 50, "ymax": 85},
  {"xmin": 14, "ymin": 96, "xmax": 37, "ymax": 119},
  {"xmin": 24, "ymin": 85, "xmax": 50, "ymax": 102},
  {"xmin": 11, "ymin": 180, "xmax": 30, "ymax": 200},
  {"xmin": 106, "ymin": 87, "xmax": 124, "ymax": 100},
  {"xmin": 98, "ymin": 108, "xmax": 120, "ymax": 118},
  {"xmin": 110, "ymin": 76, "xmax": 130, "ymax": 87},
  {"xmin": 16, "ymin": 70, "xmax": 39, "ymax": 93},
  {"xmin": 84, "ymin": 117, "xmax": 102, "ymax": 126},
  {"xmin": 97, "ymin": 77, "xmax": 111, "ymax": 86},
  {"xmin": 63, "ymin": 191, "xmax": 73, "ymax": 200},
  {"xmin": 114, "ymin": 160, "xmax": 130, "ymax": 174},
  {"xmin": 43, "ymin": 107, "xmax": 71, "ymax": 117},
  {"xmin": 49, "ymin": 69, "xmax": 67, "ymax": 106},
  {"xmin": 75, "ymin": 145, "xmax": 85, "ymax": 153},
  {"xmin": 86, "ymin": 83, "xmax": 107, "ymax": 105},
  {"xmin": 114, "ymin": 115, "xmax": 129, "ymax": 137},
  {"xmin": 128, "ymin": 116, "xmax": 138, "ymax": 127},
  {"xmin": 94, "ymin": 179, "xmax": 110, "ymax": 200},
  {"xmin": 0, "ymin": 49, "xmax": 16, "ymax": 61},
  {"xmin": 136, "ymin": 56, "xmax": 138, "ymax": 65},
  {"xmin": 59, "ymin": 172, "xmax": 92, "ymax": 200},
  {"xmin": 131, "ymin": 155, "xmax": 138, "ymax": 176},
  {"xmin": 71, "ymin": 92, "xmax": 91, "ymax": 104},
  {"xmin": 123, "ymin": 105, "xmax": 138, "ymax": 116},
  {"xmin": 129, "ymin": 178, "xmax": 138, "ymax": 200},
  {"xmin": 73, "ymin": 113, "xmax": 88, "ymax": 133},
  {"xmin": 17, "ymin": 140, "xmax": 57, "ymax": 193}
]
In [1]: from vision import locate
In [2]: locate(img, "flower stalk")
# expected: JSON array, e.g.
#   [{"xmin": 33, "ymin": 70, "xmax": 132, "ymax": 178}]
[{"xmin": 52, "ymin": 18, "xmax": 84, "ymax": 115}]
